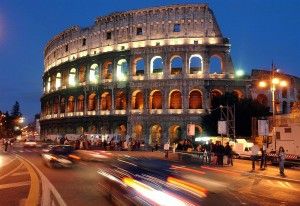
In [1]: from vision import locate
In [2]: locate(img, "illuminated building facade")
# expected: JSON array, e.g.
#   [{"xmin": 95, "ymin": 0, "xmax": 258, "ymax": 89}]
[{"xmin": 40, "ymin": 4, "xmax": 249, "ymax": 144}]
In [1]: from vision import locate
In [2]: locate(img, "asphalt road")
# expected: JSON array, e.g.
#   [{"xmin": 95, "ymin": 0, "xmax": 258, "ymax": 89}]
[{"xmin": 0, "ymin": 146, "xmax": 299, "ymax": 206}]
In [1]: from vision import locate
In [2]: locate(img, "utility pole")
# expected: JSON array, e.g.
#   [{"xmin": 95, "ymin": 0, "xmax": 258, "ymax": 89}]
[{"xmin": 220, "ymin": 105, "xmax": 236, "ymax": 141}]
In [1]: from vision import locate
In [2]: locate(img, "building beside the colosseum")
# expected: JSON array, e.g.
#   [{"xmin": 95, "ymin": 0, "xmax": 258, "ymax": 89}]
[{"xmin": 40, "ymin": 4, "xmax": 251, "ymax": 144}]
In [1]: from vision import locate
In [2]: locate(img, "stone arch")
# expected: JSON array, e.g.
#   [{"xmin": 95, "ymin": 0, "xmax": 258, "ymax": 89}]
[
  {"xmin": 89, "ymin": 63, "xmax": 99, "ymax": 84},
  {"xmin": 45, "ymin": 101, "xmax": 51, "ymax": 115},
  {"xmin": 55, "ymin": 73, "xmax": 61, "ymax": 89},
  {"xmin": 76, "ymin": 126, "xmax": 84, "ymax": 134},
  {"xmin": 88, "ymin": 93, "xmax": 96, "ymax": 111},
  {"xmin": 117, "ymin": 124, "xmax": 127, "ymax": 138},
  {"xmin": 209, "ymin": 55, "xmax": 223, "ymax": 74},
  {"xmin": 88, "ymin": 125, "xmax": 97, "ymax": 133},
  {"xmin": 150, "ymin": 90, "xmax": 162, "ymax": 109},
  {"xmin": 47, "ymin": 77, "xmax": 51, "ymax": 92},
  {"xmin": 100, "ymin": 92, "xmax": 112, "ymax": 110},
  {"xmin": 69, "ymin": 68, "xmax": 76, "ymax": 86},
  {"xmin": 133, "ymin": 57, "xmax": 145, "ymax": 76},
  {"xmin": 150, "ymin": 56, "xmax": 163, "ymax": 74},
  {"xmin": 78, "ymin": 66, "xmax": 86, "ymax": 83},
  {"xmin": 116, "ymin": 59, "xmax": 128, "ymax": 81},
  {"xmin": 60, "ymin": 97, "xmax": 65, "ymax": 113},
  {"xmin": 132, "ymin": 124, "xmax": 143, "ymax": 141},
  {"xmin": 149, "ymin": 124, "xmax": 162, "ymax": 145},
  {"xmin": 189, "ymin": 54, "xmax": 203, "ymax": 74},
  {"xmin": 67, "ymin": 96, "xmax": 75, "ymax": 112},
  {"xmin": 115, "ymin": 91, "xmax": 126, "ymax": 110},
  {"xmin": 233, "ymin": 90, "xmax": 244, "ymax": 99},
  {"xmin": 132, "ymin": 90, "xmax": 144, "ymax": 110},
  {"xmin": 282, "ymin": 101, "xmax": 288, "ymax": 114},
  {"xmin": 282, "ymin": 87, "xmax": 288, "ymax": 98},
  {"xmin": 256, "ymin": 94, "xmax": 268, "ymax": 107},
  {"xmin": 102, "ymin": 61, "xmax": 113, "ymax": 80},
  {"xmin": 189, "ymin": 89, "xmax": 203, "ymax": 109},
  {"xmin": 211, "ymin": 89, "xmax": 223, "ymax": 109},
  {"xmin": 195, "ymin": 124, "xmax": 203, "ymax": 137},
  {"xmin": 169, "ymin": 90, "xmax": 182, "ymax": 109},
  {"xmin": 53, "ymin": 97, "xmax": 59, "ymax": 114},
  {"xmin": 168, "ymin": 125, "xmax": 182, "ymax": 144},
  {"xmin": 77, "ymin": 95, "xmax": 84, "ymax": 112},
  {"xmin": 170, "ymin": 56, "xmax": 183, "ymax": 75}
]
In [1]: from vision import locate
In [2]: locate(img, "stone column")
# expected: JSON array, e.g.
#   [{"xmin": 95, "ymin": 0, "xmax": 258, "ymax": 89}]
[
  {"xmin": 144, "ymin": 88, "xmax": 149, "ymax": 114},
  {"xmin": 74, "ymin": 96, "xmax": 77, "ymax": 113},
  {"xmin": 111, "ymin": 88, "xmax": 115, "ymax": 114},
  {"xmin": 202, "ymin": 54, "xmax": 210, "ymax": 78},
  {"xmin": 163, "ymin": 53, "xmax": 170, "ymax": 79},
  {"xmin": 145, "ymin": 53, "xmax": 151, "ymax": 80},
  {"xmin": 96, "ymin": 93, "xmax": 100, "ymax": 115},
  {"xmin": 163, "ymin": 88, "xmax": 169, "ymax": 113},
  {"xmin": 182, "ymin": 82, "xmax": 188, "ymax": 113},
  {"xmin": 183, "ymin": 52, "xmax": 189, "ymax": 78}
]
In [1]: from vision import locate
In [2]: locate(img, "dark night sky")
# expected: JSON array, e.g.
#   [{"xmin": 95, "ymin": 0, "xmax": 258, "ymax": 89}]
[{"xmin": 0, "ymin": 0, "xmax": 299, "ymax": 122}]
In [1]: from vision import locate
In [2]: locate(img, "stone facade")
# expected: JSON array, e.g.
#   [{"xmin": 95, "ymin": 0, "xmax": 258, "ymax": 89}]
[{"xmin": 40, "ymin": 4, "xmax": 249, "ymax": 145}]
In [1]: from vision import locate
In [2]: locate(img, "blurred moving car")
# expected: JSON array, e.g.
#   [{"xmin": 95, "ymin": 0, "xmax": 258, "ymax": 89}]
[
  {"xmin": 41, "ymin": 145, "xmax": 80, "ymax": 168},
  {"xmin": 23, "ymin": 140, "xmax": 37, "ymax": 148},
  {"xmin": 97, "ymin": 157, "xmax": 206, "ymax": 206}
]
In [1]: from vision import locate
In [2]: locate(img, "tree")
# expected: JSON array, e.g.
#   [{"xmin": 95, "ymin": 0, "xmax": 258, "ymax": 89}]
[{"xmin": 11, "ymin": 101, "xmax": 22, "ymax": 117}]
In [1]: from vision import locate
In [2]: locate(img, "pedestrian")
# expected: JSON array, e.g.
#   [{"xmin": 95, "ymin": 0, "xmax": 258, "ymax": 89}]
[
  {"xmin": 225, "ymin": 142, "xmax": 233, "ymax": 166},
  {"xmin": 260, "ymin": 142, "xmax": 267, "ymax": 170},
  {"xmin": 4, "ymin": 140, "xmax": 8, "ymax": 152},
  {"xmin": 278, "ymin": 146, "xmax": 286, "ymax": 177},
  {"xmin": 164, "ymin": 141, "xmax": 170, "ymax": 158},
  {"xmin": 251, "ymin": 142, "xmax": 260, "ymax": 171}
]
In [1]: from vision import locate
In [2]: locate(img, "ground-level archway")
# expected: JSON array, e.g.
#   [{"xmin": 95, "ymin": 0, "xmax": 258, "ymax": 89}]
[{"xmin": 149, "ymin": 124, "xmax": 162, "ymax": 145}]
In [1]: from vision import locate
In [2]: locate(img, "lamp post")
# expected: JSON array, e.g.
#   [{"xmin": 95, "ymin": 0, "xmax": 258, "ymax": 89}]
[{"xmin": 258, "ymin": 76, "xmax": 287, "ymax": 150}]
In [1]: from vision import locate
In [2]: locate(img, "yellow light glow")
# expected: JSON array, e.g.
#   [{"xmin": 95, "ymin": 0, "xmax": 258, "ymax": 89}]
[
  {"xmin": 280, "ymin": 80, "xmax": 288, "ymax": 87},
  {"xmin": 272, "ymin": 78, "xmax": 280, "ymax": 85},
  {"xmin": 259, "ymin": 81, "xmax": 267, "ymax": 88}
]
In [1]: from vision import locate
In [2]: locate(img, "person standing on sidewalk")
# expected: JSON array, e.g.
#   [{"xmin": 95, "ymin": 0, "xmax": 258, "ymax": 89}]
[
  {"xmin": 225, "ymin": 142, "xmax": 233, "ymax": 166},
  {"xmin": 164, "ymin": 141, "xmax": 170, "ymax": 159},
  {"xmin": 260, "ymin": 142, "xmax": 267, "ymax": 170},
  {"xmin": 278, "ymin": 146, "xmax": 286, "ymax": 177},
  {"xmin": 251, "ymin": 142, "xmax": 260, "ymax": 171}
]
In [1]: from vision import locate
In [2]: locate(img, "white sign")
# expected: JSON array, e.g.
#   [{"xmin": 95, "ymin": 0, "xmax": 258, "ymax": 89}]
[
  {"xmin": 187, "ymin": 124, "xmax": 195, "ymax": 136},
  {"xmin": 258, "ymin": 120, "xmax": 269, "ymax": 136},
  {"xmin": 218, "ymin": 121, "xmax": 227, "ymax": 135}
]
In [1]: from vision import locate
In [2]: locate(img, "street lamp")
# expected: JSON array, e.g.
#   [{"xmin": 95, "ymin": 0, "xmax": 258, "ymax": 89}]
[{"xmin": 258, "ymin": 77, "xmax": 288, "ymax": 150}]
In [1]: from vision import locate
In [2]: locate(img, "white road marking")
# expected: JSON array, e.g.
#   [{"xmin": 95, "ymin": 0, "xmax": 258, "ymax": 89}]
[
  {"xmin": 0, "ymin": 163, "xmax": 23, "ymax": 180},
  {"xmin": 0, "ymin": 181, "xmax": 30, "ymax": 190},
  {"xmin": 11, "ymin": 171, "xmax": 30, "ymax": 176}
]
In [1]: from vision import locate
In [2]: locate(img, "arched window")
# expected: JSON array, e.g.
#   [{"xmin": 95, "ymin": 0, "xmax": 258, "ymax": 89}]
[
  {"xmin": 171, "ymin": 56, "xmax": 183, "ymax": 75},
  {"xmin": 115, "ymin": 91, "xmax": 126, "ymax": 110},
  {"xmin": 150, "ymin": 90, "xmax": 162, "ymax": 109},
  {"xmin": 102, "ymin": 61, "xmax": 113, "ymax": 80},
  {"xmin": 150, "ymin": 56, "xmax": 163, "ymax": 74},
  {"xmin": 210, "ymin": 89, "xmax": 223, "ymax": 109},
  {"xmin": 209, "ymin": 55, "xmax": 223, "ymax": 74},
  {"xmin": 189, "ymin": 90, "xmax": 202, "ymax": 109},
  {"xmin": 69, "ymin": 68, "xmax": 76, "ymax": 86},
  {"xmin": 89, "ymin": 64, "xmax": 98, "ymax": 84},
  {"xmin": 53, "ymin": 97, "xmax": 59, "ymax": 114},
  {"xmin": 88, "ymin": 93, "xmax": 96, "ymax": 111},
  {"xmin": 79, "ymin": 66, "xmax": 86, "ymax": 83},
  {"xmin": 100, "ymin": 92, "xmax": 112, "ymax": 110},
  {"xmin": 132, "ymin": 90, "xmax": 144, "ymax": 110},
  {"xmin": 169, "ymin": 90, "xmax": 182, "ymax": 109},
  {"xmin": 116, "ymin": 59, "xmax": 128, "ymax": 81},
  {"xmin": 189, "ymin": 54, "xmax": 203, "ymax": 74},
  {"xmin": 60, "ymin": 98, "xmax": 65, "ymax": 113},
  {"xmin": 77, "ymin": 95, "xmax": 84, "ymax": 112},
  {"xmin": 47, "ymin": 77, "xmax": 51, "ymax": 92},
  {"xmin": 67, "ymin": 96, "xmax": 75, "ymax": 112},
  {"xmin": 55, "ymin": 73, "xmax": 61, "ymax": 90},
  {"xmin": 134, "ymin": 58, "xmax": 145, "ymax": 76},
  {"xmin": 282, "ymin": 88, "xmax": 288, "ymax": 98}
]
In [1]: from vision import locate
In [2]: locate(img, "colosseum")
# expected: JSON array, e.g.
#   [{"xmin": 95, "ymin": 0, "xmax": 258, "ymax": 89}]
[{"xmin": 40, "ymin": 4, "xmax": 250, "ymax": 145}]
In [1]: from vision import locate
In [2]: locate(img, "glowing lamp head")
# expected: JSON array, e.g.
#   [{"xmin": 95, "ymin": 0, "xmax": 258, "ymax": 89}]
[
  {"xmin": 259, "ymin": 81, "xmax": 267, "ymax": 88},
  {"xmin": 280, "ymin": 80, "xmax": 288, "ymax": 87},
  {"xmin": 235, "ymin": 69, "xmax": 245, "ymax": 77},
  {"xmin": 272, "ymin": 78, "xmax": 280, "ymax": 85}
]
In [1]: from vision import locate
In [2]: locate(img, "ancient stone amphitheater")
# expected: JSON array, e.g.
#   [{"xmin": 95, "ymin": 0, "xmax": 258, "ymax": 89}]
[{"xmin": 40, "ymin": 4, "xmax": 248, "ymax": 144}]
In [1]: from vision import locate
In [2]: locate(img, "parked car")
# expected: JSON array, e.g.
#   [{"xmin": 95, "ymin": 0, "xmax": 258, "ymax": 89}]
[{"xmin": 23, "ymin": 140, "xmax": 37, "ymax": 148}]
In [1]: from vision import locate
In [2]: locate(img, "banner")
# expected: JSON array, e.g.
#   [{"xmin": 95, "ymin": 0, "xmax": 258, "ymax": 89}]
[
  {"xmin": 218, "ymin": 121, "xmax": 227, "ymax": 135},
  {"xmin": 187, "ymin": 124, "xmax": 195, "ymax": 136},
  {"xmin": 258, "ymin": 120, "xmax": 269, "ymax": 136}
]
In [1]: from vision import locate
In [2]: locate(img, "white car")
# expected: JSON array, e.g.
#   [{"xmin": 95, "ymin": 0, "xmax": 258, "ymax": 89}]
[{"xmin": 23, "ymin": 140, "xmax": 37, "ymax": 148}]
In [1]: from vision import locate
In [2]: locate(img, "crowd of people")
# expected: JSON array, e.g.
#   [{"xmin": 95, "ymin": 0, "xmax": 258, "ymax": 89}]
[{"xmin": 174, "ymin": 139, "xmax": 234, "ymax": 166}]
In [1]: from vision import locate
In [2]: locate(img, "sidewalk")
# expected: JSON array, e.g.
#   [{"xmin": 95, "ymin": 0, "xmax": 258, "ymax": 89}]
[{"xmin": 102, "ymin": 150, "xmax": 300, "ymax": 183}]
